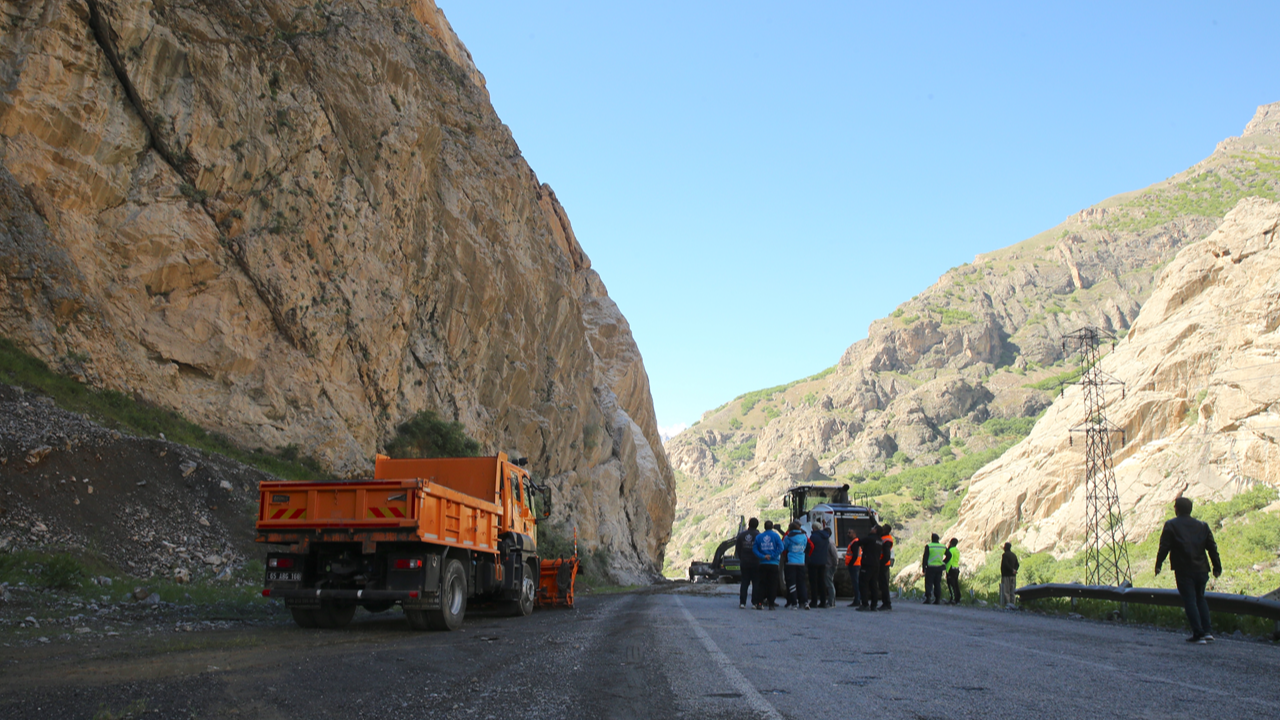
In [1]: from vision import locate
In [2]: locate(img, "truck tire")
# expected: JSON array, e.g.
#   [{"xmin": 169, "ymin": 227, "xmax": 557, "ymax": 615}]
[
  {"xmin": 508, "ymin": 561, "xmax": 536, "ymax": 617},
  {"xmin": 290, "ymin": 607, "xmax": 319, "ymax": 629},
  {"xmin": 427, "ymin": 558, "xmax": 467, "ymax": 631},
  {"xmin": 315, "ymin": 601, "xmax": 355, "ymax": 629}
]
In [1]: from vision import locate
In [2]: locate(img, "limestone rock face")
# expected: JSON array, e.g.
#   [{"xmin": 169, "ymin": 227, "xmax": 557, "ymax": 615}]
[
  {"xmin": 663, "ymin": 102, "xmax": 1280, "ymax": 576},
  {"xmin": 952, "ymin": 198, "xmax": 1280, "ymax": 560},
  {"xmin": 0, "ymin": 0, "xmax": 673, "ymax": 582}
]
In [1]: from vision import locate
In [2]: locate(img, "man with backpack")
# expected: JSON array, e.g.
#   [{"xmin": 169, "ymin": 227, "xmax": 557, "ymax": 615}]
[
  {"xmin": 736, "ymin": 518, "xmax": 761, "ymax": 609},
  {"xmin": 752, "ymin": 520, "xmax": 783, "ymax": 610}
]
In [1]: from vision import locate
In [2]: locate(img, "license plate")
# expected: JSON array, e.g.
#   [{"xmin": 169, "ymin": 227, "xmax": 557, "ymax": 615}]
[{"xmin": 267, "ymin": 571, "xmax": 301, "ymax": 582}]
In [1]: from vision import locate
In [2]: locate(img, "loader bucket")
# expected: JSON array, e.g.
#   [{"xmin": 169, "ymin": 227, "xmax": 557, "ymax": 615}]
[{"xmin": 537, "ymin": 557, "xmax": 578, "ymax": 608}]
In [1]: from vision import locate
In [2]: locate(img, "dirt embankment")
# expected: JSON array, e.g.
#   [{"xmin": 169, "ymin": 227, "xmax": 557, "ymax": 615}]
[{"xmin": 0, "ymin": 384, "xmax": 270, "ymax": 581}]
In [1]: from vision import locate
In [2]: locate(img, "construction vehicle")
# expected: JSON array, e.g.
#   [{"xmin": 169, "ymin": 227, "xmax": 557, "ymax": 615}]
[
  {"xmin": 783, "ymin": 484, "xmax": 880, "ymax": 597},
  {"xmin": 687, "ymin": 517, "xmax": 745, "ymax": 583},
  {"xmin": 256, "ymin": 453, "xmax": 571, "ymax": 631}
]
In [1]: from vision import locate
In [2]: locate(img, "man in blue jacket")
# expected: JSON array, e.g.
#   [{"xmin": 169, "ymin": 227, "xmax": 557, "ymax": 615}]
[
  {"xmin": 782, "ymin": 521, "xmax": 812, "ymax": 609},
  {"xmin": 752, "ymin": 520, "xmax": 783, "ymax": 610}
]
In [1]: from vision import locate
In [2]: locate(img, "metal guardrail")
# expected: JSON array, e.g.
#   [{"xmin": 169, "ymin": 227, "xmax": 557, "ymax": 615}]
[{"xmin": 1015, "ymin": 583, "xmax": 1280, "ymax": 621}]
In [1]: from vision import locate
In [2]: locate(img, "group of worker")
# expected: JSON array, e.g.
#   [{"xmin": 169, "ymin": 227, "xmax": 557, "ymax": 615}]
[{"xmin": 734, "ymin": 517, "xmax": 964, "ymax": 610}]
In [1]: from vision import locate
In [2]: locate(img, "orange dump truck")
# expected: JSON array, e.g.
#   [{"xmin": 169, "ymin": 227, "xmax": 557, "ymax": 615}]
[{"xmin": 256, "ymin": 453, "xmax": 551, "ymax": 631}]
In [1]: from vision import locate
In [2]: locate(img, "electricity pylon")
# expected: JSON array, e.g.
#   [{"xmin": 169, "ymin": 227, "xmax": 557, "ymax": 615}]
[{"xmin": 1063, "ymin": 327, "xmax": 1133, "ymax": 588}]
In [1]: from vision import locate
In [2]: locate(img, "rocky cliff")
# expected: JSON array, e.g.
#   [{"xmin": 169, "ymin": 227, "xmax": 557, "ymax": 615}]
[
  {"xmin": 663, "ymin": 103, "xmax": 1280, "ymax": 574},
  {"xmin": 0, "ymin": 0, "xmax": 673, "ymax": 582},
  {"xmin": 952, "ymin": 197, "xmax": 1280, "ymax": 557}
]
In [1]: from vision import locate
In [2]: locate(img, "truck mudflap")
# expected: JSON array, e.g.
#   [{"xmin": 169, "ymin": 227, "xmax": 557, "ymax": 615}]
[{"xmin": 263, "ymin": 588, "xmax": 438, "ymax": 609}]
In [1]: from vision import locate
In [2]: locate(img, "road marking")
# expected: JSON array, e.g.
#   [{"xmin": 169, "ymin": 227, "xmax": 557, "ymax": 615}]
[
  {"xmin": 674, "ymin": 596, "xmax": 784, "ymax": 720},
  {"xmin": 928, "ymin": 623, "xmax": 1280, "ymax": 710}
]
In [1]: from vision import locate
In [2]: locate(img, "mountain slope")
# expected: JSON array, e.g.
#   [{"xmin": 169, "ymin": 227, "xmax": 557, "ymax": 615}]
[
  {"xmin": 0, "ymin": 0, "xmax": 672, "ymax": 582},
  {"xmin": 663, "ymin": 102, "xmax": 1280, "ymax": 575},
  {"xmin": 953, "ymin": 196, "xmax": 1280, "ymax": 558}
]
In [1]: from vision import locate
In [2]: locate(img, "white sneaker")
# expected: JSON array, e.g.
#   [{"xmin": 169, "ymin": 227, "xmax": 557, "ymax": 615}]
[
  {"xmin": 739, "ymin": 603, "xmax": 746, "ymax": 609},
  {"xmin": 1202, "ymin": 634, "xmax": 1215, "ymax": 642}
]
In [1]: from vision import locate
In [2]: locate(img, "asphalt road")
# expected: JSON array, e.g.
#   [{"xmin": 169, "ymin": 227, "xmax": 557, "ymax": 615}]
[{"xmin": 2, "ymin": 588, "xmax": 1278, "ymax": 719}]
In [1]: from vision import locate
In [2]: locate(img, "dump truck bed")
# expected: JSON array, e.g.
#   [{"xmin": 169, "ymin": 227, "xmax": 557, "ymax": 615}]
[{"xmin": 256, "ymin": 477, "xmax": 503, "ymax": 553}]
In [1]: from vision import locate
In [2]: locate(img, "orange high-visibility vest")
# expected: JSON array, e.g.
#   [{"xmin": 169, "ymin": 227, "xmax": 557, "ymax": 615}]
[
  {"xmin": 846, "ymin": 542, "xmax": 861, "ymax": 567},
  {"xmin": 881, "ymin": 534, "xmax": 894, "ymax": 566}
]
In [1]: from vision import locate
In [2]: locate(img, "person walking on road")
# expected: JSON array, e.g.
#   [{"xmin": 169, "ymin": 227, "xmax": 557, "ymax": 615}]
[
  {"xmin": 999, "ymin": 543, "xmax": 1019, "ymax": 608},
  {"xmin": 921, "ymin": 533, "xmax": 946, "ymax": 605},
  {"xmin": 807, "ymin": 520, "xmax": 831, "ymax": 609},
  {"xmin": 943, "ymin": 537, "xmax": 961, "ymax": 605},
  {"xmin": 824, "ymin": 521, "xmax": 838, "ymax": 608},
  {"xmin": 1155, "ymin": 497, "xmax": 1223, "ymax": 644},
  {"xmin": 782, "ymin": 521, "xmax": 811, "ymax": 609},
  {"xmin": 856, "ymin": 525, "xmax": 881, "ymax": 611},
  {"xmin": 844, "ymin": 529, "xmax": 863, "ymax": 608},
  {"xmin": 736, "ymin": 518, "xmax": 761, "ymax": 609},
  {"xmin": 876, "ymin": 523, "xmax": 895, "ymax": 610},
  {"xmin": 752, "ymin": 520, "xmax": 783, "ymax": 610}
]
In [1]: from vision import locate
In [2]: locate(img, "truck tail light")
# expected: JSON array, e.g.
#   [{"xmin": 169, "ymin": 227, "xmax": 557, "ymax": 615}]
[
  {"xmin": 409, "ymin": 591, "xmax": 419, "ymax": 598},
  {"xmin": 394, "ymin": 559, "xmax": 423, "ymax": 570},
  {"xmin": 262, "ymin": 589, "xmax": 271, "ymax": 597},
  {"xmin": 269, "ymin": 558, "xmax": 295, "ymax": 569}
]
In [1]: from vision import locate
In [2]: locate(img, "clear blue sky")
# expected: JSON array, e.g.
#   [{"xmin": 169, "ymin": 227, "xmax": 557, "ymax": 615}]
[{"xmin": 439, "ymin": 2, "xmax": 1280, "ymax": 433}]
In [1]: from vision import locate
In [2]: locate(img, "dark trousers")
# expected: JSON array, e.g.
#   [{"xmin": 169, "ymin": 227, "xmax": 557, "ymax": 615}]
[
  {"xmin": 864, "ymin": 564, "xmax": 881, "ymax": 607},
  {"xmin": 1175, "ymin": 570, "xmax": 1212, "ymax": 636},
  {"xmin": 847, "ymin": 566, "xmax": 862, "ymax": 606},
  {"xmin": 740, "ymin": 562, "xmax": 759, "ymax": 606},
  {"xmin": 757, "ymin": 564, "xmax": 779, "ymax": 607},
  {"xmin": 924, "ymin": 566, "xmax": 944, "ymax": 602},
  {"xmin": 807, "ymin": 564, "xmax": 828, "ymax": 607},
  {"xmin": 785, "ymin": 564, "xmax": 808, "ymax": 607},
  {"xmin": 878, "ymin": 565, "xmax": 892, "ymax": 607},
  {"xmin": 946, "ymin": 568, "xmax": 961, "ymax": 603}
]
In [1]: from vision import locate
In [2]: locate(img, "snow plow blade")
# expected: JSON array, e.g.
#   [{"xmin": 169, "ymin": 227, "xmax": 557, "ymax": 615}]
[{"xmin": 537, "ymin": 557, "xmax": 578, "ymax": 608}]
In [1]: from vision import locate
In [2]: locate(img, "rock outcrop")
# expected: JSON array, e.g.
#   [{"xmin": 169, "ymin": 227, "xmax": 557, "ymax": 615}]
[
  {"xmin": 952, "ymin": 197, "xmax": 1280, "ymax": 558},
  {"xmin": 0, "ymin": 0, "xmax": 673, "ymax": 582},
  {"xmin": 663, "ymin": 102, "xmax": 1280, "ymax": 574}
]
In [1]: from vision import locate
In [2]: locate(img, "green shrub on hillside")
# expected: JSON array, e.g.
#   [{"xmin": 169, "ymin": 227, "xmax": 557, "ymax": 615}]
[
  {"xmin": 1024, "ymin": 364, "xmax": 1085, "ymax": 392},
  {"xmin": 384, "ymin": 410, "xmax": 481, "ymax": 458},
  {"xmin": 982, "ymin": 416, "xmax": 1039, "ymax": 437},
  {"xmin": 727, "ymin": 438, "xmax": 757, "ymax": 464}
]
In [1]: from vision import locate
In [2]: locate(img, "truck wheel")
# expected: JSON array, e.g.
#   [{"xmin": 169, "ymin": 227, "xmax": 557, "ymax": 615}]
[
  {"xmin": 290, "ymin": 607, "xmax": 319, "ymax": 629},
  {"xmin": 315, "ymin": 601, "xmax": 355, "ymax": 629},
  {"xmin": 427, "ymin": 559, "xmax": 467, "ymax": 631},
  {"xmin": 508, "ymin": 562, "xmax": 536, "ymax": 617}
]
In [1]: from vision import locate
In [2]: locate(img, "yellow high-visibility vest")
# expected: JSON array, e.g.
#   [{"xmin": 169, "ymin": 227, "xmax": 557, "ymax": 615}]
[
  {"xmin": 926, "ymin": 542, "xmax": 946, "ymax": 567},
  {"xmin": 945, "ymin": 547, "xmax": 960, "ymax": 572}
]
